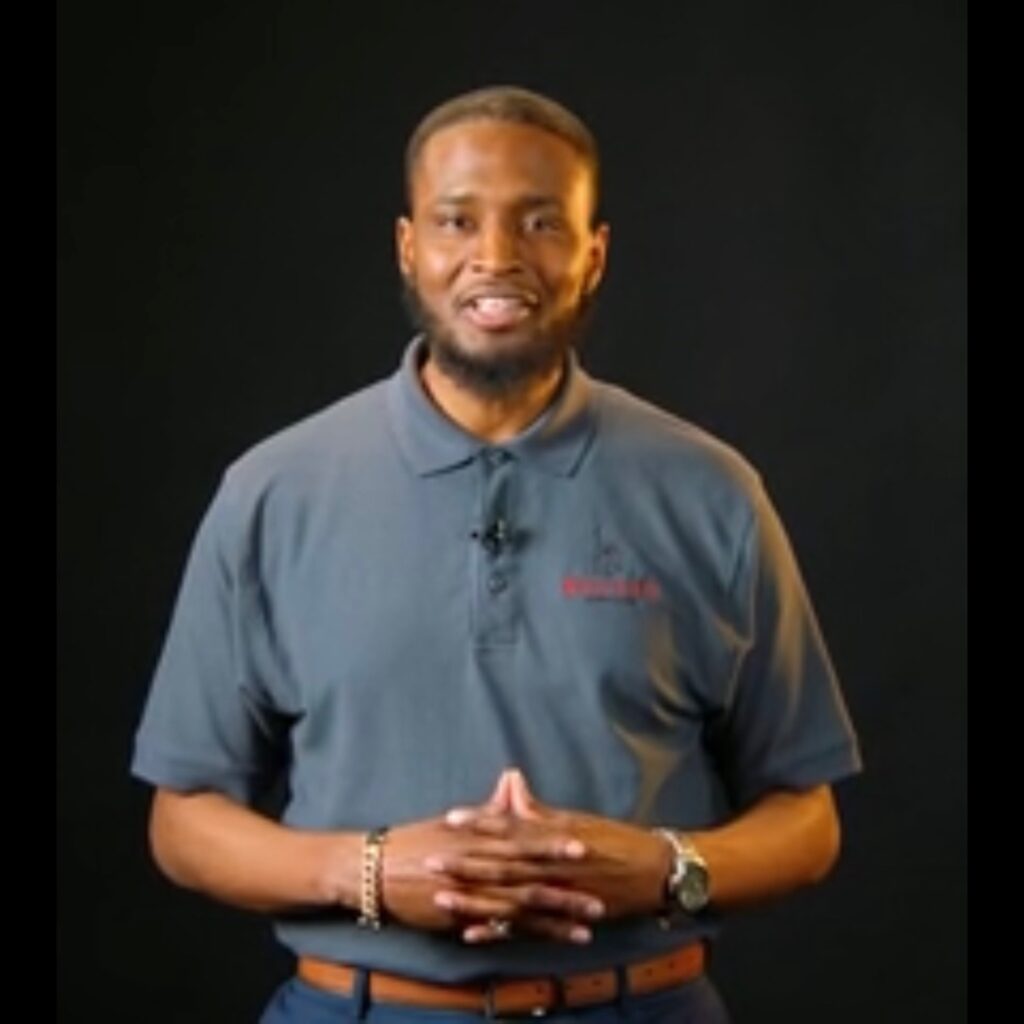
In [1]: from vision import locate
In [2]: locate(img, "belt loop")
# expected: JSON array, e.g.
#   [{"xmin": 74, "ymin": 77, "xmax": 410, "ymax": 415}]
[
  {"xmin": 551, "ymin": 975, "xmax": 566, "ymax": 1015},
  {"xmin": 483, "ymin": 979, "xmax": 498, "ymax": 1021},
  {"xmin": 614, "ymin": 964, "xmax": 635, "ymax": 1019},
  {"xmin": 352, "ymin": 966, "xmax": 371, "ymax": 1020}
]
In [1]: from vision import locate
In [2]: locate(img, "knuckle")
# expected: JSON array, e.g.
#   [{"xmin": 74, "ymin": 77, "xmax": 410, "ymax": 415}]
[
  {"xmin": 520, "ymin": 883, "xmax": 543, "ymax": 904},
  {"xmin": 537, "ymin": 919, "xmax": 569, "ymax": 940}
]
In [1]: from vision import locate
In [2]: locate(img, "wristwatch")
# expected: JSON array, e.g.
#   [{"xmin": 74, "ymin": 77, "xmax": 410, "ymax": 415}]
[{"xmin": 656, "ymin": 828, "xmax": 711, "ymax": 914}]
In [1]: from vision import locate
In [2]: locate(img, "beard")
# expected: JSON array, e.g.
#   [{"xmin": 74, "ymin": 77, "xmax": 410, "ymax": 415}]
[{"xmin": 401, "ymin": 280, "xmax": 594, "ymax": 400}]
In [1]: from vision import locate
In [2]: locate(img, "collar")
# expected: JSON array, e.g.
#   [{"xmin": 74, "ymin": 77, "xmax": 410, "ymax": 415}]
[{"xmin": 386, "ymin": 337, "xmax": 597, "ymax": 477}]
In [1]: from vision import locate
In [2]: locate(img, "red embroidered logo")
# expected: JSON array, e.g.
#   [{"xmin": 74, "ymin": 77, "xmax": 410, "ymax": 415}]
[{"xmin": 561, "ymin": 576, "xmax": 662, "ymax": 602}]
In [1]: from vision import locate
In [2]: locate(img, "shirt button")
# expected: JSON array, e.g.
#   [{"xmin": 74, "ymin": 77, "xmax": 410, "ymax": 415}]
[
  {"xmin": 484, "ymin": 448, "xmax": 511, "ymax": 467},
  {"xmin": 488, "ymin": 572, "xmax": 508, "ymax": 594}
]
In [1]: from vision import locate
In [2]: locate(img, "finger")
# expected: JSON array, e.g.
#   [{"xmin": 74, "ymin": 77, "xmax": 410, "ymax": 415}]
[
  {"xmin": 507, "ymin": 883, "xmax": 605, "ymax": 921},
  {"xmin": 477, "ymin": 833, "xmax": 584, "ymax": 859},
  {"xmin": 464, "ymin": 913, "xmax": 593, "ymax": 945},
  {"xmin": 425, "ymin": 856, "xmax": 556, "ymax": 885},
  {"xmin": 448, "ymin": 769, "xmax": 525, "ymax": 827},
  {"xmin": 433, "ymin": 889, "xmax": 518, "ymax": 919},
  {"xmin": 515, "ymin": 912, "xmax": 594, "ymax": 945},
  {"xmin": 435, "ymin": 881, "xmax": 604, "ymax": 922},
  {"xmin": 437, "ymin": 879, "xmax": 604, "ymax": 920},
  {"xmin": 444, "ymin": 809, "xmax": 514, "ymax": 834},
  {"xmin": 486, "ymin": 770, "xmax": 515, "ymax": 812},
  {"xmin": 508, "ymin": 770, "xmax": 544, "ymax": 820},
  {"xmin": 462, "ymin": 921, "xmax": 512, "ymax": 944},
  {"xmin": 426, "ymin": 835, "xmax": 586, "ymax": 874}
]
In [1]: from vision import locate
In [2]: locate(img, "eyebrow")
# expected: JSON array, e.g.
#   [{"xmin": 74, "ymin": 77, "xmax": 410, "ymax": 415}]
[{"xmin": 432, "ymin": 192, "xmax": 566, "ymax": 208}]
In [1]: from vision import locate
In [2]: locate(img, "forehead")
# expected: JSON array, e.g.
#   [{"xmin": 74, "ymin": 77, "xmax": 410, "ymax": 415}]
[{"xmin": 410, "ymin": 119, "xmax": 593, "ymax": 211}]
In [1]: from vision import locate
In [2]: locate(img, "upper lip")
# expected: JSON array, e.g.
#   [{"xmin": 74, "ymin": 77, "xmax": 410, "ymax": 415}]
[{"xmin": 458, "ymin": 285, "xmax": 540, "ymax": 308}]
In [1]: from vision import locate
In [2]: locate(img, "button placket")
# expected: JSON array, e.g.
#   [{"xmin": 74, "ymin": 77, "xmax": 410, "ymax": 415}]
[{"xmin": 472, "ymin": 449, "xmax": 518, "ymax": 646}]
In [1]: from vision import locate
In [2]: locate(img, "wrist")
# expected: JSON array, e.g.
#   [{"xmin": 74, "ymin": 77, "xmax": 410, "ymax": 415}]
[
  {"xmin": 638, "ymin": 827, "xmax": 676, "ymax": 914},
  {"xmin": 655, "ymin": 828, "xmax": 712, "ymax": 915},
  {"xmin": 311, "ymin": 831, "xmax": 363, "ymax": 910},
  {"xmin": 357, "ymin": 827, "xmax": 390, "ymax": 928}
]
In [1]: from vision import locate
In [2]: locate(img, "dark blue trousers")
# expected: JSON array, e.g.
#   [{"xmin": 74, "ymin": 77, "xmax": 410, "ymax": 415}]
[{"xmin": 259, "ymin": 970, "xmax": 732, "ymax": 1024}]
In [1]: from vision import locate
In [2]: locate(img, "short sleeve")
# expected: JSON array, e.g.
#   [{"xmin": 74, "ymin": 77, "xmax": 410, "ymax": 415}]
[
  {"xmin": 717, "ymin": 487, "xmax": 862, "ymax": 808},
  {"xmin": 130, "ymin": 474, "xmax": 292, "ymax": 803}
]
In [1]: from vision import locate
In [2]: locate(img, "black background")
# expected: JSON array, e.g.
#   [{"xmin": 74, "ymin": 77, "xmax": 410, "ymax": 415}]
[{"xmin": 58, "ymin": 2, "xmax": 966, "ymax": 1021}]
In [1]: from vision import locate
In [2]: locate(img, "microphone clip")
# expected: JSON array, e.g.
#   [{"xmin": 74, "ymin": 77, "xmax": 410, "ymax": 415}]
[{"xmin": 473, "ymin": 518, "xmax": 511, "ymax": 556}]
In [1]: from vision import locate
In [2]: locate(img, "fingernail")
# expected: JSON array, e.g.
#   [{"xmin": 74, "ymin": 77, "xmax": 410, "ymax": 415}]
[
  {"xmin": 586, "ymin": 901, "xmax": 605, "ymax": 919},
  {"xmin": 446, "ymin": 808, "xmax": 473, "ymax": 825},
  {"xmin": 434, "ymin": 891, "xmax": 456, "ymax": 909},
  {"xmin": 569, "ymin": 926, "xmax": 592, "ymax": 944},
  {"xmin": 564, "ymin": 839, "xmax": 586, "ymax": 859},
  {"xmin": 424, "ymin": 856, "xmax": 445, "ymax": 872}
]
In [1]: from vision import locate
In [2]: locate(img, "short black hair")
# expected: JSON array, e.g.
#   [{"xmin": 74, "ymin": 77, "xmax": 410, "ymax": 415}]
[{"xmin": 405, "ymin": 85, "xmax": 600, "ymax": 214}]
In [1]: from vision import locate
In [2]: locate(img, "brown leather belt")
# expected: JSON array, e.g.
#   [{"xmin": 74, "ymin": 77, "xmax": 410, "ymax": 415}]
[{"xmin": 298, "ymin": 944, "xmax": 705, "ymax": 1016}]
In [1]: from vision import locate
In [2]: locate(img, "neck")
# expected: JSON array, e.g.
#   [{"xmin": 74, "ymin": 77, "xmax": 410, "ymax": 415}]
[{"xmin": 419, "ymin": 355, "xmax": 565, "ymax": 443}]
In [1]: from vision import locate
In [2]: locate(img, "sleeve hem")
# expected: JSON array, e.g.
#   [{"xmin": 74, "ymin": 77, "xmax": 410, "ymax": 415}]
[
  {"xmin": 735, "ymin": 740, "xmax": 863, "ymax": 807},
  {"xmin": 130, "ymin": 740, "xmax": 264, "ymax": 802}
]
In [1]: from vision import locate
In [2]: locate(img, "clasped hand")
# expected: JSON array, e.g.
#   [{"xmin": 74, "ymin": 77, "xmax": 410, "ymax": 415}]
[{"xmin": 381, "ymin": 769, "xmax": 670, "ymax": 944}]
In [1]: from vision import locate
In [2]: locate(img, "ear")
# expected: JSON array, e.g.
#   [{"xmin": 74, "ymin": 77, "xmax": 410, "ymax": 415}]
[
  {"xmin": 584, "ymin": 221, "xmax": 610, "ymax": 296},
  {"xmin": 395, "ymin": 215, "xmax": 415, "ymax": 281}
]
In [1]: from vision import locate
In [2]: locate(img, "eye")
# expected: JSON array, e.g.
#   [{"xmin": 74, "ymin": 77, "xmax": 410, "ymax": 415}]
[
  {"xmin": 434, "ymin": 211, "xmax": 474, "ymax": 232},
  {"xmin": 524, "ymin": 212, "xmax": 565, "ymax": 233}
]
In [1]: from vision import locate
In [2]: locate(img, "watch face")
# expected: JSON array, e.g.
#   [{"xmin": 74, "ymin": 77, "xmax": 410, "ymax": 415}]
[{"xmin": 678, "ymin": 861, "xmax": 710, "ymax": 913}]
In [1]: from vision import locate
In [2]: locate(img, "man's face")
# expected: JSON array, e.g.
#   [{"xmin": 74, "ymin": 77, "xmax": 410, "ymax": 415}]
[{"xmin": 397, "ymin": 118, "xmax": 609, "ymax": 396}]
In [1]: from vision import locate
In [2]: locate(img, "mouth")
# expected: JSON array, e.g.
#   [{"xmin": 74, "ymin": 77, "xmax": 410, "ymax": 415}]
[{"xmin": 457, "ymin": 289, "xmax": 540, "ymax": 331}]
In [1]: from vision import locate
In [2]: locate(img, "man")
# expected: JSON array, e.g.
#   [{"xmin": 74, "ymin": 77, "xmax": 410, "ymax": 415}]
[{"xmin": 132, "ymin": 86, "xmax": 861, "ymax": 1023}]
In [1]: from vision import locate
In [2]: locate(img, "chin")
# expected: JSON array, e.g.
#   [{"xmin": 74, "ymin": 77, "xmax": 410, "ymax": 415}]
[
  {"xmin": 428, "ymin": 327, "xmax": 567, "ymax": 398},
  {"xmin": 402, "ymin": 282, "xmax": 590, "ymax": 397},
  {"xmin": 451, "ymin": 323, "xmax": 545, "ymax": 357}
]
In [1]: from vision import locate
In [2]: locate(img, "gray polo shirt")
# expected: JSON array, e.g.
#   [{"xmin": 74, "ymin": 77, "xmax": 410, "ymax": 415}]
[{"xmin": 132, "ymin": 337, "xmax": 861, "ymax": 981}]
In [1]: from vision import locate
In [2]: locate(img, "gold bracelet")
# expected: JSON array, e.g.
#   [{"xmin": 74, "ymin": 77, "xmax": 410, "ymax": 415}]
[{"xmin": 357, "ymin": 827, "xmax": 388, "ymax": 929}]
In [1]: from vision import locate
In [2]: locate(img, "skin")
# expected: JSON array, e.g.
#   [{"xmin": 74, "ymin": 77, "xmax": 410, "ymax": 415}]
[
  {"xmin": 432, "ymin": 770, "xmax": 841, "ymax": 944},
  {"xmin": 396, "ymin": 118, "xmax": 608, "ymax": 440},
  {"xmin": 148, "ymin": 117, "xmax": 843, "ymax": 946}
]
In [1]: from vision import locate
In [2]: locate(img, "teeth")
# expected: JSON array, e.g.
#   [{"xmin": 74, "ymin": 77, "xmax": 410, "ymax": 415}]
[
  {"xmin": 473, "ymin": 296, "xmax": 528, "ymax": 312},
  {"xmin": 464, "ymin": 294, "xmax": 534, "ymax": 329}
]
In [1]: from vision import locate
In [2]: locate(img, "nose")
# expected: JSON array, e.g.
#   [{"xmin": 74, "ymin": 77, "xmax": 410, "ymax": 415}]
[{"xmin": 470, "ymin": 217, "xmax": 522, "ymax": 275}]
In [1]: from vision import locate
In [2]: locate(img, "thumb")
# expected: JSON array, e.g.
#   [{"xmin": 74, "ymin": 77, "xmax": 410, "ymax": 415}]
[
  {"xmin": 507, "ymin": 769, "xmax": 543, "ymax": 819},
  {"xmin": 485, "ymin": 769, "xmax": 516, "ymax": 812}
]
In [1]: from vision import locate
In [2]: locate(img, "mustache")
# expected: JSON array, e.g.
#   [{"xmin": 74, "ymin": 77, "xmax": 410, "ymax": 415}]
[
  {"xmin": 399, "ymin": 279, "xmax": 597, "ymax": 343},
  {"xmin": 399, "ymin": 278, "xmax": 597, "ymax": 400}
]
